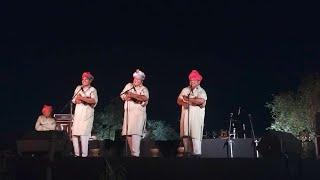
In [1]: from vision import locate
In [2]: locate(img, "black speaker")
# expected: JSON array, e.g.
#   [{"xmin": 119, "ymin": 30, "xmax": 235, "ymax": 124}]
[
  {"xmin": 231, "ymin": 138, "xmax": 255, "ymax": 158},
  {"xmin": 16, "ymin": 131, "xmax": 71, "ymax": 156},
  {"xmin": 314, "ymin": 112, "xmax": 320, "ymax": 158},
  {"xmin": 201, "ymin": 139, "xmax": 228, "ymax": 158},
  {"xmin": 257, "ymin": 130, "xmax": 301, "ymax": 158},
  {"xmin": 201, "ymin": 138, "xmax": 255, "ymax": 158},
  {"xmin": 315, "ymin": 112, "xmax": 320, "ymax": 135}
]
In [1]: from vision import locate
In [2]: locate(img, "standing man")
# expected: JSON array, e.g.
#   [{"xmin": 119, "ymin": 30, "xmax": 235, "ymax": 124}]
[
  {"xmin": 72, "ymin": 72, "xmax": 98, "ymax": 157},
  {"xmin": 177, "ymin": 70, "xmax": 207, "ymax": 157},
  {"xmin": 120, "ymin": 69, "xmax": 149, "ymax": 157}
]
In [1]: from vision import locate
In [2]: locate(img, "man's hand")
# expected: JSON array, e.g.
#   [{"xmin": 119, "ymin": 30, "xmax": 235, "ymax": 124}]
[
  {"xmin": 125, "ymin": 91, "xmax": 147, "ymax": 103},
  {"xmin": 75, "ymin": 94, "xmax": 82, "ymax": 104},
  {"xmin": 126, "ymin": 92, "xmax": 135, "ymax": 98},
  {"xmin": 182, "ymin": 95, "xmax": 205, "ymax": 107},
  {"xmin": 182, "ymin": 95, "xmax": 189, "ymax": 101},
  {"xmin": 123, "ymin": 92, "xmax": 134, "ymax": 101},
  {"xmin": 124, "ymin": 96, "xmax": 132, "ymax": 101}
]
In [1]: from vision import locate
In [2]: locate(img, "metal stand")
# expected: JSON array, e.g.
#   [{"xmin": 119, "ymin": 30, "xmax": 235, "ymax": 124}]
[
  {"xmin": 242, "ymin": 124, "xmax": 246, "ymax": 139},
  {"xmin": 315, "ymin": 135, "xmax": 319, "ymax": 159},
  {"xmin": 120, "ymin": 85, "xmax": 136, "ymax": 157},
  {"xmin": 228, "ymin": 113, "xmax": 234, "ymax": 158},
  {"xmin": 248, "ymin": 114, "xmax": 259, "ymax": 158},
  {"xmin": 185, "ymin": 90, "xmax": 192, "ymax": 155},
  {"xmin": 57, "ymin": 86, "xmax": 82, "ymax": 138},
  {"xmin": 60, "ymin": 86, "xmax": 82, "ymax": 113},
  {"xmin": 125, "ymin": 101, "xmax": 129, "ymax": 157}
]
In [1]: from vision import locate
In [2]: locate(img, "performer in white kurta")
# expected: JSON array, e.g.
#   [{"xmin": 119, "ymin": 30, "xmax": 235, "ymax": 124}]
[
  {"xmin": 35, "ymin": 105, "xmax": 56, "ymax": 131},
  {"xmin": 120, "ymin": 69, "xmax": 149, "ymax": 157},
  {"xmin": 72, "ymin": 72, "xmax": 98, "ymax": 157},
  {"xmin": 177, "ymin": 70, "xmax": 207, "ymax": 156}
]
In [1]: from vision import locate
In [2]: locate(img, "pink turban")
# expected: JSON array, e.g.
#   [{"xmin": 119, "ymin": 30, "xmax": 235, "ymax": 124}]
[
  {"xmin": 188, "ymin": 70, "xmax": 203, "ymax": 81},
  {"xmin": 82, "ymin": 72, "xmax": 94, "ymax": 81},
  {"xmin": 133, "ymin": 69, "xmax": 146, "ymax": 80}
]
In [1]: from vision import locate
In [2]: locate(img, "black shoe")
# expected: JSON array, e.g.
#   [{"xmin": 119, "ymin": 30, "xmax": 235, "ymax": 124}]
[
  {"xmin": 191, "ymin": 154, "xmax": 201, "ymax": 159},
  {"xmin": 183, "ymin": 152, "xmax": 192, "ymax": 158}
]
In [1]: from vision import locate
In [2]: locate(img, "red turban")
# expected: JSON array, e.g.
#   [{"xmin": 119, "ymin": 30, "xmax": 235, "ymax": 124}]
[
  {"xmin": 42, "ymin": 105, "xmax": 53, "ymax": 113},
  {"xmin": 82, "ymin": 72, "xmax": 94, "ymax": 81},
  {"xmin": 188, "ymin": 70, "xmax": 203, "ymax": 81}
]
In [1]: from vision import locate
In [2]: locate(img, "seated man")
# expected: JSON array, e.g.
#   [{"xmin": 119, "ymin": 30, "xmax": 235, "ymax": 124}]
[{"xmin": 35, "ymin": 104, "xmax": 56, "ymax": 131}]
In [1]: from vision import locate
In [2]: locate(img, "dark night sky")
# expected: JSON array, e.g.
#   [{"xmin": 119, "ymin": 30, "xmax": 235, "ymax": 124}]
[{"xmin": 1, "ymin": 1, "xmax": 320, "ymax": 138}]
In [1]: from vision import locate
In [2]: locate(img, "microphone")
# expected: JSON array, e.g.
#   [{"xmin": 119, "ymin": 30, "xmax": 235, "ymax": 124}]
[
  {"xmin": 237, "ymin": 106, "xmax": 241, "ymax": 116},
  {"xmin": 132, "ymin": 84, "xmax": 137, "ymax": 92},
  {"xmin": 188, "ymin": 86, "xmax": 193, "ymax": 96},
  {"xmin": 81, "ymin": 86, "xmax": 84, "ymax": 92}
]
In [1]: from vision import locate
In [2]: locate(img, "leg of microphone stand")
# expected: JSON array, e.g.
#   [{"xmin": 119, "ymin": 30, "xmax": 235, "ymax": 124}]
[
  {"xmin": 125, "ymin": 136, "xmax": 129, "ymax": 158},
  {"xmin": 70, "ymin": 102, "xmax": 73, "ymax": 140},
  {"xmin": 248, "ymin": 114, "xmax": 259, "ymax": 158},
  {"xmin": 125, "ymin": 102, "xmax": 129, "ymax": 157},
  {"xmin": 315, "ymin": 136, "xmax": 319, "ymax": 159},
  {"xmin": 70, "ymin": 101, "xmax": 73, "ymax": 115},
  {"xmin": 186, "ymin": 96, "xmax": 189, "ymax": 154},
  {"xmin": 227, "ymin": 113, "xmax": 234, "ymax": 158},
  {"xmin": 185, "ymin": 103, "xmax": 190, "ymax": 156},
  {"xmin": 254, "ymin": 139, "xmax": 259, "ymax": 158},
  {"xmin": 228, "ymin": 138, "xmax": 234, "ymax": 158}
]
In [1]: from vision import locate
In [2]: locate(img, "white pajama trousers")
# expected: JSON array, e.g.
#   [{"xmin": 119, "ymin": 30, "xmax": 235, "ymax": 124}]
[
  {"xmin": 72, "ymin": 135, "xmax": 90, "ymax": 157},
  {"xmin": 130, "ymin": 135, "xmax": 141, "ymax": 157},
  {"xmin": 183, "ymin": 138, "xmax": 202, "ymax": 155}
]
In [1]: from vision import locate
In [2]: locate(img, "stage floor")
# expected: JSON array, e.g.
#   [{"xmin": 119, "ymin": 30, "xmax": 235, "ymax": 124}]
[{"xmin": 1, "ymin": 156, "xmax": 319, "ymax": 180}]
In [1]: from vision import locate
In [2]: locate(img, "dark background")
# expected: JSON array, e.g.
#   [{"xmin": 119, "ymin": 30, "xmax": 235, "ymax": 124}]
[{"xmin": 1, "ymin": 1, "xmax": 320, "ymax": 138}]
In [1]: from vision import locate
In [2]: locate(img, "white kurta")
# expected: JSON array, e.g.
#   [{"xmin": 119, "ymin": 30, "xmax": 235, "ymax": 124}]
[
  {"xmin": 120, "ymin": 83, "xmax": 149, "ymax": 136},
  {"xmin": 72, "ymin": 85, "xmax": 98, "ymax": 136},
  {"xmin": 178, "ymin": 86, "xmax": 207, "ymax": 140},
  {"xmin": 35, "ymin": 115, "xmax": 56, "ymax": 131}
]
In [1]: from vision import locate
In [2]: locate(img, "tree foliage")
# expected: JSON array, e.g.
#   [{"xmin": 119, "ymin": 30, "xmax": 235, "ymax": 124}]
[
  {"xmin": 146, "ymin": 120, "xmax": 179, "ymax": 141},
  {"xmin": 94, "ymin": 98, "xmax": 123, "ymax": 140},
  {"xmin": 94, "ymin": 99, "xmax": 179, "ymax": 141},
  {"xmin": 266, "ymin": 74, "xmax": 320, "ymax": 137}
]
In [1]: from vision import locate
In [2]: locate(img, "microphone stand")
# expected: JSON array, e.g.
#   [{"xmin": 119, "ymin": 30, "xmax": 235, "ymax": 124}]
[
  {"xmin": 185, "ymin": 88, "xmax": 192, "ymax": 155},
  {"xmin": 100, "ymin": 85, "xmax": 135, "ymax": 157},
  {"xmin": 119, "ymin": 85, "xmax": 136, "ymax": 96},
  {"xmin": 228, "ymin": 113, "xmax": 234, "ymax": 158},
  {"xmin": 60, "ymin": 86, "xmax": 82, "ymax": 114},
  {"xmin": 248, "ymin": 114, "xmax": 259, "ymax": 158},
  {"xmin": 58, "ymin": 86, "xmax": 83, "ymax": 139},
  {"xmin": 120, "ymin": 85, "xmax": 136, "ymax": 157}
]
